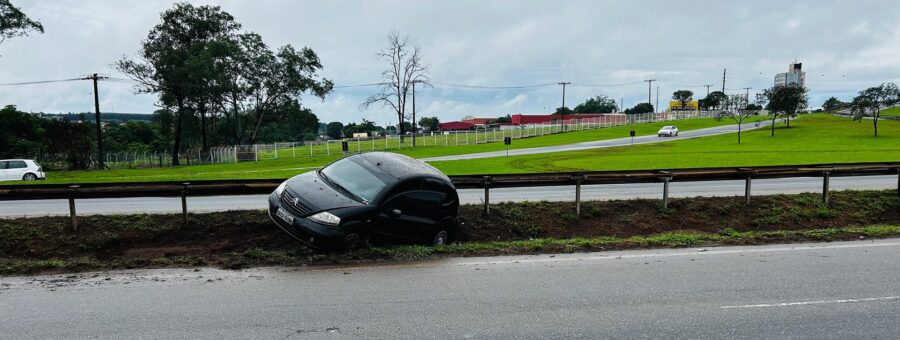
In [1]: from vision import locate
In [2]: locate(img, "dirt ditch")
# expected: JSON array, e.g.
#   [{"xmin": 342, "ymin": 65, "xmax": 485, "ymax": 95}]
[{"xmin": 1, "ymin": 190, "xmax": 898, "ymax": 274}]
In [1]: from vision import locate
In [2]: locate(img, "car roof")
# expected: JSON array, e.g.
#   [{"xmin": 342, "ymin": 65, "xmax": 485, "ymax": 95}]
[{"xmin": 353, "ymin": 152, "xmax": 450, "ymax": 182}]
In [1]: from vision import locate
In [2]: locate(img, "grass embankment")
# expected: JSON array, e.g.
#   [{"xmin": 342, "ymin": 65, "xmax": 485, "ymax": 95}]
[
  {"xmin": 2, "ymin": 190, "xmax": 898, "ymax": 275},
  {"xmin": 431, "ymin": 114, "xmax": 900, "ymax": 174},
  {"xmin": 10, "ymin": 117, "xmax": 761, "ymax": 185},
  {"xmin": 881, "ymin": 106, "xmax": 900, "ymax": 117}
]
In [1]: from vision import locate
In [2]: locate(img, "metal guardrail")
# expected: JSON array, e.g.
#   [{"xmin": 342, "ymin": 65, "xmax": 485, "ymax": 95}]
[{"xmin": 1, "ymin": 162, "xmax": 898, "ymax": 229}]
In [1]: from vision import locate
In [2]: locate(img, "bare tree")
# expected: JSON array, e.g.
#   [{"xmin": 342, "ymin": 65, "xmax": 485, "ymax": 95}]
[
  {"xmin": 717, "ymin": 94, "xmax": 756, "ymax": 144},
  {"xmin": 361, "ymin": 31, "xmax": 429, "ymax": 145}
]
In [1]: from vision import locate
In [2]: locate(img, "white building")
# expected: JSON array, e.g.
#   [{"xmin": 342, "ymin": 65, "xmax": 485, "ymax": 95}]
[{"xmin": 774, "ymin": 62, "xmax": 806, "ymax": 87}]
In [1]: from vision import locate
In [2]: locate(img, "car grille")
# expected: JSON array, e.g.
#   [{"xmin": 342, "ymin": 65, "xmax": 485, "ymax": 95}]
[{"xmin": 280, "ymin": 189, "xmax": 312, "ymax": 216}]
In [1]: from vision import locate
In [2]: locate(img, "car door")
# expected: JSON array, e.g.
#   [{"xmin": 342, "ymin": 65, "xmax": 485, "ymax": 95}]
[
  {"xmin": 0, "ymin": 161, "xmax": 9, "ymax": 181},
  {"xmin": 375, "ymin": 189, "xmax": 443, "ymax": 242},
  {"xmin": 7, "ymin": 160, "xmax": 27, "ymax": 180}
]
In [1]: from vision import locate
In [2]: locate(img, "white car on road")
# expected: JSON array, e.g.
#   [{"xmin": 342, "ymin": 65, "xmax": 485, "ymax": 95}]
[
  {"xmin": 657, "ymin": 126, "xmax": 679, "ymax": 137},
  {"xmin": 0, "ymin": 159, "xmax": 46, "ymax": 181}
]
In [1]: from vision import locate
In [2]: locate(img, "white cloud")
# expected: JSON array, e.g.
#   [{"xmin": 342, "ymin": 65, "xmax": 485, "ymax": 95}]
[{"xmin": 2, "ymin": 0, "xmax": 900, "ymax": 121}]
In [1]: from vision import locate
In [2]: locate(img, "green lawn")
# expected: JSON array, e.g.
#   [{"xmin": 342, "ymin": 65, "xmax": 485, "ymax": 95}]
[
  {"xmin": 881, "ymin": 106, "xmax": 900, "ymax": 117},
  {"xmin": 429, "ymin": 114, "xmax": 900, "ymax": 174},
  {"xmin": 16, "ymin": 116, "xmax": 763, "ymax": 185}
]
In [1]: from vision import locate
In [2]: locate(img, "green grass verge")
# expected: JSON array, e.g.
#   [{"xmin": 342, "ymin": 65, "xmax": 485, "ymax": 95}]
[
  {"xmin": 6, "ymin": 225, "xmax": 900, "ymax": 275},
  {"xmin": 430, "ymin": 114, "xmax": 900, "ymax": 174},
  {"xmin": 12, "ymin": 116, "xmax": 765, "ymax": 185},
  {"xmin": 881, "ymin": 106, "xmax": 900, "ymax": 117}
]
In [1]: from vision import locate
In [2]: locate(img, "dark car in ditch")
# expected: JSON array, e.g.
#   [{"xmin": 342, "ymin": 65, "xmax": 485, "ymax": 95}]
[{"xmin": 268, "ymin": 152, "xmax": 459, "ymax": 249}]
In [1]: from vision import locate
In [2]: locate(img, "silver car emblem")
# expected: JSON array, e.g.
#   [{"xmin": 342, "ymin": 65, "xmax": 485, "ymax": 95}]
[{"xmin": 292, "ymin": 197, "xmax": 299, "ymax": 206}]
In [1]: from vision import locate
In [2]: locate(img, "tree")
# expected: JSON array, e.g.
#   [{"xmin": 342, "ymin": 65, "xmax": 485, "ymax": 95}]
[
  {"xmin": 744, "ymin": 103, "xmax": 763, "ymax": 111},
  {"xmin": 672, "ymin": 90, "xmax": 694, "ymax": 110},
  {"xmin": 496, "ymin": 114, "xmax": 512, "ymax": 123},
  {"xmin": 758, "ymin": 85, "xmax": 809, "ymax": 136},
  {"xmin": 361, "ymin": 31, "xmax": 429, "ymax": 145},
  {"xmin": 718, "ymin": 95, "xmax": 755, "ymax": 143},
  {"xmin": 699, "ymin": 91, "xmax": 728, "ymax": 110},
  {"xmin": 822, "ymin": 97, "xmax": 847, "ymax": 113},
  {"xmin": 573, "ymin": 95, "xmax": 618, "ymax": 113},
  {"xmin": 850, "ymin": 83, "xmax": 899, "ymax": 137},
  {"xmin": 325, "ymin": 122, "xmax": 344, "ymax": 139},
  {"xmin": 418, "ymin": 116, "xmax": 439, "ymax": 132},
  {"xmin": 624, "ymin": 103, "xmax": 654, "ymax": 114},
  {"xmin": 116, "ymin": 3, "xmax": 241, "ymax": 165},
  {"xmin": 0, "ymin": 0, "xmax": 43, "ymax": 52},
  {"xmin": 554, "ymin": 106, "xmax": 573, "ymax": 115}
]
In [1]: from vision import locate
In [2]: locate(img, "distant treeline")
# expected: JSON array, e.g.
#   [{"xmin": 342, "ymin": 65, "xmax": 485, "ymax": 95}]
[{"xmin": 38, "ymin": 112, "xmax": 155, "ymax": 122}]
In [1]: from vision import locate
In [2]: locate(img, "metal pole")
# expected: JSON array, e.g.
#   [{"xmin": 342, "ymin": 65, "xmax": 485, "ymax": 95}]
[
  {"xmin": 182, "ymin": 183, "xmax": 190, "ymax": 225},
  {"xmin": 823, "ymin": 171, "xmax": 831, "ymax": 204},
  {"xmin": 745, "ymin": 176, "xmax": 752, "ymax": 206},
  {"xmin": 483, "ymin": 176, "xmax": 491, "ymax": 215},
  {"xmin": 68, "ymin": 185, "xmax": 79, "ymax": 231},
  {"xmin": 575, "ymin": 179, "xmax": 582, "ymax": 216}
]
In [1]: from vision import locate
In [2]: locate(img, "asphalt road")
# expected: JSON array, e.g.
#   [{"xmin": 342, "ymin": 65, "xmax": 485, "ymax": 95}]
[
  {"xmin": 3, "ymin": 239, "xmax": 900, "ymax": 339},
  {"xmin": 422, "ymin": 119, "xmax": 775, "ymax": 161},
  {"xmin": 1, "ymin": 175, "xmax": 895, "ymax": 218}
]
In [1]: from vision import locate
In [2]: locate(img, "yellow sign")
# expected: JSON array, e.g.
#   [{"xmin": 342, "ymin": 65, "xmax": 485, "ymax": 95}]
[{"xmin": 669, "ymin": 100, "xmax": 699, "ymax": 111}]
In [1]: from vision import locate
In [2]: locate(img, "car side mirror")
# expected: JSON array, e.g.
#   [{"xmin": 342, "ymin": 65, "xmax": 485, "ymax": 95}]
[{"xmin": 391, "ymin": 209, "xmax": 402, "ymax": 217}]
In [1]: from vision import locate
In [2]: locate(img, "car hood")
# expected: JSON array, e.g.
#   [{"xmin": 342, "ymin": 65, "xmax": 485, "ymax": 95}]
[{"xmin": 284, "ymin": 171, "xmax": 364, "ymax": 213}]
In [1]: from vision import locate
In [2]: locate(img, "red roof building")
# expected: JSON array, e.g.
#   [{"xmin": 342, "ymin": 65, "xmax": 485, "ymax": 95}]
[
  {"xmin": 438, "ymin": 121, "xmax": 475, "ymax": 131},
  {"xmin": 510, "ymin": 113, "xmax": 610, "ymax": 125}
]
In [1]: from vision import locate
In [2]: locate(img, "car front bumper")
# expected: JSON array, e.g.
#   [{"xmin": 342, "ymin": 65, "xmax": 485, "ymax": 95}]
[{"xmin": 267, "ymin": 193, "xmax": 345, "ymax": 249}]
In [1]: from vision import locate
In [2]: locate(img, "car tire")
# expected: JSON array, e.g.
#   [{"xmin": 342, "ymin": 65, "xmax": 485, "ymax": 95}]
[
  {"xmin": 342, "ymin": 233, "xmax": 365, "ymax": 250},
  {"xmin": 22, "ymin": 173, "xmax": 37, "ymax": 181},
  {"xmin": 432, "ymin": 230, "xmax": 449, "ymax": 246},
  {"xmin": 675, "ymin": 132, "xmax": 678, "ymax": 136}
]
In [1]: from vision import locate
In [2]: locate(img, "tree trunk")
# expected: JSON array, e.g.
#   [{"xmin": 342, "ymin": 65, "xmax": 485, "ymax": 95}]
[
  {"xmin": 738, "ymin": 123, "xmax": 742, "ymax": 144},
  {"xmin": 786, "ymin": 114, "xmax": 791, "ymax": 128},
  {"xmin": 771, "ymin": 114, "xmax": 776, "ymax": 137},
  {"xmin": 172, "ymin": 97, "xmax": 185, "ymax": 166},
  {"xmin": 874, "ymin": 116, "xmax": 878, "ymax": 137}
]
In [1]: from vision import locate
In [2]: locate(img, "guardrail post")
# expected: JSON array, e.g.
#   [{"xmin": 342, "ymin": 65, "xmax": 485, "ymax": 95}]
[
  {"xmin": 68, "ymin": 185, "xmax": 79, "ymax": 231},
  {"xmin": 483, "ymin": 176, "xmax": 492, "ymax": 215},
  {"xmin": 822, "ymin": 171, "xmax": 831, "ymax": 205},
  {"xmin": 182, "ymin": 182, "xmax": 190, "ymax": 224},
  {"xmin": 573, "ymin": 175, "xmax": 584, "ymax": 216},
  {"xmin": 739, "ymin": 168, "xmax": 754, "ymax": 206},
  {"xmin": 658, "ymin": 171, "xmax": 672, "ymax": 210},
  {"xmin": 896, "ymin": 168, "xmax": 900, "ymax": 198}
]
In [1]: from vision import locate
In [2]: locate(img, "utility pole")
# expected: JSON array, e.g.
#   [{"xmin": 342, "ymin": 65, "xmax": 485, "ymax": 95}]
[
  {"xmin": 703, "ymin": 84, "xmax": 713, "ymax": 97},
  {"xmin": 743, "ymin": 87, "xmax": 752, "ymax": 107},
  {"xmin": 83, "ymin": 73, "xmax": 109, "ymax": 170},
  {"xmin": 644, "ymin": 79, "xmax": 655, "ymax": 108},
  {"xmin": 655, "ymin": 86, "xmax": 660, "ymax": 113},
  {"xmin": 558, "ymin": 82, "xmax": 571, "ymax": 130},
  {"xmin": 721, "ymin": 69, "xmax": 727, "ymax": 93}
]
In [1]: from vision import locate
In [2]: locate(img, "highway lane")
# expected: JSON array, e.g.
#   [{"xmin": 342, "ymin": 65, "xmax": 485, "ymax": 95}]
[
  {"xmin": 422, "ymin": 119, "xmax": 775, "ymax": 161},
  {"xmin": 3, "ymin": 239, "xmax": 900, "ymax": 338},
  {"xmin": 0, "ymin": 175, "xmax": 895, "ymax": 218}
]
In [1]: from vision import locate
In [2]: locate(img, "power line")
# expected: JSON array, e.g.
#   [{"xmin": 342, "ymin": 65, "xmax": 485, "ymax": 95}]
[
  {"xmin": 0, "ymin": 78, "xmax": 84, "ymax": 86},
  {"xmin": 570, "ymin": 80, "xmax": 644, "ymax": 87},
  {"xmin": 430, "ymin": 81, "xmax": 557, "ymax": 89}
]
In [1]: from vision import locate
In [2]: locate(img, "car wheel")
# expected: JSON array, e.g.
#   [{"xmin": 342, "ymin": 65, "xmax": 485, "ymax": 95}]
[
  {"xmin": 432, "ymin": 230, "xmax": 449, "ymax": 246},
  {"xmin": 22, "ymin": 173, "xmax": 37, "ymax": 181},
  {"xmin": 675, "ymin": 132, "xmax": 679, "ymax": 136},
  {"xmin": 342, "ymin": 233, "xmax": 366, "ymax": 250}
]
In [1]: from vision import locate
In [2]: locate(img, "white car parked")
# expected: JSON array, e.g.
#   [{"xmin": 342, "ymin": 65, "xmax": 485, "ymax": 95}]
[
  {"xmin": 0, "ymin": 159, "xmax": 46, "ymax": 181},
  {"xmin": 657, "ymin": 126, "xmax": 679, "ymax": 137}
]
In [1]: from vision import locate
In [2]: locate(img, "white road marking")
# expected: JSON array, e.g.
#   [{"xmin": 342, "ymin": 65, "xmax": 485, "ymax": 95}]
[
  {"xmin": 455, "ymin": 241, "xmax": 900, "ymax": 266},
  {"xmin": 721, "ymin": 296, "xmax": 900, "ymax": 309}
]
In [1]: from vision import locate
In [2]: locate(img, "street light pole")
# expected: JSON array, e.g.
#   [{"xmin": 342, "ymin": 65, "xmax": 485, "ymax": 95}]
[
  {"xmin": 558, "ymin": 82, "xmax": 571, "ymax": 130},
  {"xmin": 644, "ymin": 79, "xmax": 656, "ymax": 109}
]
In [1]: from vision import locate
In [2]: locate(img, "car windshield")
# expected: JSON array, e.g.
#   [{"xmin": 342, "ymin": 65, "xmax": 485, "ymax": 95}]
[
  {"xmin": 319, "ymin": 157, "xmax": 390, "ymax": 203},
  {"xmin": 661, "ymin": 126, "xmax": 673, "ymax": 129}
]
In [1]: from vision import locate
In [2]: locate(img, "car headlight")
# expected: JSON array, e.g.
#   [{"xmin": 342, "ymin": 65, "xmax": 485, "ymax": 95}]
[
  {"xmin": 308, "ymin": 211, "xmax": 341, "ymax": 226},
  {"xmin": 275, "ymin": 181, "xmax": 287, "ymax": 195}
]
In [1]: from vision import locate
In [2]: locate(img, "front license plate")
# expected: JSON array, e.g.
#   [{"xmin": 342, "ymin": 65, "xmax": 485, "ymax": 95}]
[{"xmin": 276, "ymin": 208, "xmax": 295, "ymax": 224}]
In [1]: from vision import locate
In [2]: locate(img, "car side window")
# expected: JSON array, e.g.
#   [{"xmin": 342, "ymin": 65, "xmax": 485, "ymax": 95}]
[
  {"xmin": 8, "ymin": 161, "xmax": 26, "ymax": 169},
  {"xmin": 389, "ymin": 191, "xmax": 443, "ymax": 218},
  {"xmin": 0, "ymin": 161, "xmax": 7, "ymax": 169},
  {"xmin": 424, "ymin": 179, "xmax": 453, "ymax": 204},
  {"xmin": 385, "ymin": 179, "xmax": 421, "ymax": 200}
]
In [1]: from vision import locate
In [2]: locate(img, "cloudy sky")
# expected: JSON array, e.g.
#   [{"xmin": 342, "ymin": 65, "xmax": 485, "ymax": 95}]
[{"xmin": 2, "ymin": 0, "xmax": 899, "ymax": 124}]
